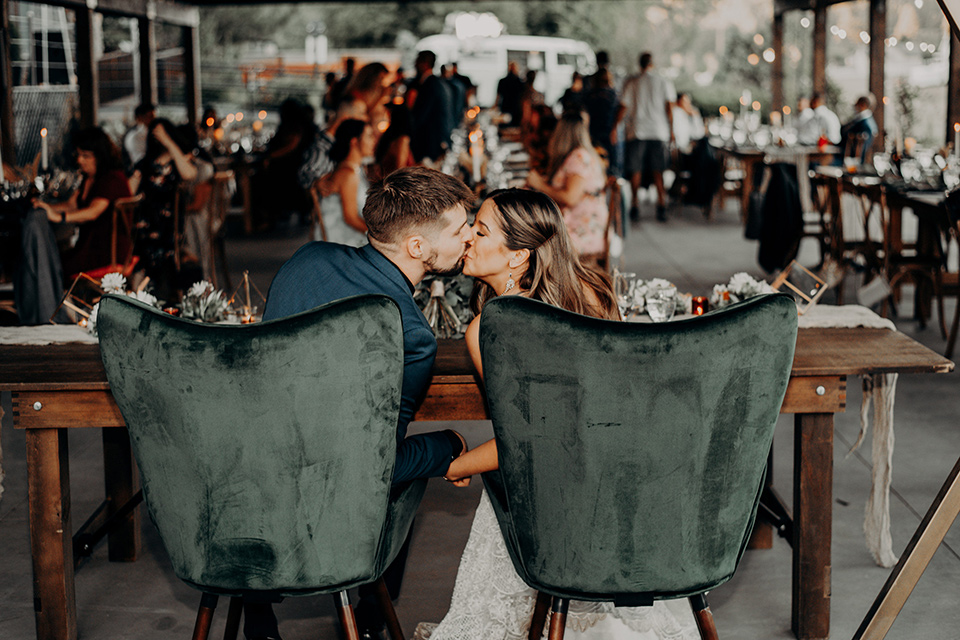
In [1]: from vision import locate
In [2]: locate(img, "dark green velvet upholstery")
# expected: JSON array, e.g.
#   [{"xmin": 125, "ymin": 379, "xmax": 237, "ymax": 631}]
[
  {"xmin": 479, "ymin": 293, "xmax": 798, "ymax": 603},
  {"xmin": 97, "ymin": 294, "xmax": 425, "ymax": 597}
]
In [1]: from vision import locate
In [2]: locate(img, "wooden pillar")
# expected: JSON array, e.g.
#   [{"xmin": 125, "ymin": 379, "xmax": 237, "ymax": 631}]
[
  {"xmin": 813, "ymin": 0, "xmax": 828, "ymax": 97},
  {"xmin": 138, "ymin": 17, "xmax": 157, "ymax": 107},
  {"xmin": 772, "ymin": 12, "xmax": 785, "ymax": 112},
  {"xmin": 183, "ymin": 25, "xmax": 201, "ymax": 127},
  {"xmin": 948, "ymin": 28, "xmax": 960, "ymax": 148},
  {"xmin": 74, "ymin": 8, "xmax": 98, "ymax": 128},
  {"xmin": 0, "ymin": 0, "xmax": 15, "ymax": 164},
  {"xmin": 869, "ymin": 0, "xmax": 886, "ymax": 154}
]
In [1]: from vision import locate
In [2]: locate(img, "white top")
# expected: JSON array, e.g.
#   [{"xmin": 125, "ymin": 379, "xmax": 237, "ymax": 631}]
[
  {"xmin": 319, "ymin": 165, "xmax": 369, "ymax": 247},
  {"xmin": 123, "ymin": 125, "xmax": 148, "ymax": 166},
  {"xmin": 621, "ymin": 70, "xmax": 676, "ymax": 142},
  {"xmin": 671, "ymin": 106, "xmax": 704, "ymax": 152}
]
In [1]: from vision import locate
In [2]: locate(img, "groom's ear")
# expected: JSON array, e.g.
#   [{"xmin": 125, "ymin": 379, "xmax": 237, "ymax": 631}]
[
  {"xmin": 508, "ymin": 248, "xmax": 530, "ymax": 269},
  {"xmin": 404, "ymin": 234, "xmax": 425, "ymax": 261}
]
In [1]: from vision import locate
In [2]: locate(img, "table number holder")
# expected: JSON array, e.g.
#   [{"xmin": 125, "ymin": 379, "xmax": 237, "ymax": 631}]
[{"xmin": 771, "ymin": 260, "xmax": 829, "ymax": 315}]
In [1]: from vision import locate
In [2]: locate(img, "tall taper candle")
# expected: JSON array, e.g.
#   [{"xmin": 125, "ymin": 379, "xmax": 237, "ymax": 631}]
[{"xmin": 40, "ymin": 128, "xmax": 49, "ymax": 171}]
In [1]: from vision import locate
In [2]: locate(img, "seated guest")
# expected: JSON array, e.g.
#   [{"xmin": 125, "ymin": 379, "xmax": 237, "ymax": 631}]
[
  {"xmin": 19, "ymin": 127, "xmax": 131, "ymax": 323},
  {"xmin": 526, "ymin": 111, "xmax": 609, "ymax": 267},
  {"xmin": 122, "ymin": 102, "xmax": 156, "ymax": 171},
  {"xmin": 245, "ymin": 166, "xmax": 475, "ymax": 640},
  {"xmin": 339, "ymin": 62, "xmax": 391, "ymax": 124},
  {"xmin": 672, "ymin": 92, "xmax": 705, "ymax": 154},
  {"xmin": 315, "ymin": 119, "xmax": 374, "ymax": 246},
  {"xmin": 797, "ymin": 93, "xmax": 841, "ymax": 146},
  {"xmin": 298, "ymin": 99, "xmax": 367, "ymax": 192},
  {"xmin": 129, "ymin": 119, "xmax": 198, "ymax": 298},
  {"xmin": 840, "ymin": 94, "xmax": 879, "ymax": 164}
]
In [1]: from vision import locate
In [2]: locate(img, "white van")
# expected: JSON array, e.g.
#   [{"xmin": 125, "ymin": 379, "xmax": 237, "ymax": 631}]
[{"xmin": 416, "ymin": 33, "xmax": 597, "ymax": 109}]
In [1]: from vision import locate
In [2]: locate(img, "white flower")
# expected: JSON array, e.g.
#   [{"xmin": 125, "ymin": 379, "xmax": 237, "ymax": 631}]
[
  {"xmin": 100, "ymin": 272, "xmax": 127, "ymax": 294},
  {"xmin": 129, "ymin": 290, "xmax": 159, "ymax": 307},
  {"xmin": 646, "ymin": 278, "xmax": 675, "ymax": 292},
  {"xmin": 188, "ymin": 281, "xmax": 213, "ymax": 299},
  {"xmin": 728, "ymin": 272, "xmax": 756, "ymax": 293},
  {"xmin": 87, "ymin": 303, "xmax": 99, "ymax": 336}
]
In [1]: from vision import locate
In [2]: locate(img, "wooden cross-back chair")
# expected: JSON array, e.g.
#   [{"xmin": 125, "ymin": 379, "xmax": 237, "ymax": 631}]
[
  {"xmin": 81, "ymin": 193, "xmax": 144, "ymax": 281},
  {"xmin": 309, "ymin": 178, "xmax": 330, "ymax": 243}
]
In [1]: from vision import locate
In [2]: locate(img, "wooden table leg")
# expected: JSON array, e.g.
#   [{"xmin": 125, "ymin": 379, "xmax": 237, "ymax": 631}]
[
  {"xmin": 792, "ymin": 413, "xmax": 833, "ymax": 640},
  {"xmin": 26, "ymin": 428, "xmax": 77, "ymax": 640},
  {"xmin": 102, "ymin": 427, "xmax": 140, "ymax": 562}
]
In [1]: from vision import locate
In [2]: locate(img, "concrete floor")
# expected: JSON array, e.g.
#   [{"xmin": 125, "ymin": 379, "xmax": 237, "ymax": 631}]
[{"xmin": 1, "ymin": 194, "xmax": 958, "ymax": 639}]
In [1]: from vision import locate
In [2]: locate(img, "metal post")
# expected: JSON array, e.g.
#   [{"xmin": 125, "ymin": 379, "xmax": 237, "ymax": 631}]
[
  {"xmin": 772, "ymin": 11, "xmax": 785, "ymax": 113},
  {"xmin": 869, "ymin": 0, "xmax": 886, "ymax": 155},
  {"xmin": 74, "ymin": 7, "xmax": 98, "ymax": 128},
  {"xmin": 183, "ymin": 24, "xmax": 201, "ymax": 127}
]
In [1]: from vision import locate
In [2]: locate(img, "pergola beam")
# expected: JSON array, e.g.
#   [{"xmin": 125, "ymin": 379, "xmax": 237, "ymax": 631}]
[{"xmin": 0, "ymin": 0, "xmax": 15, "ymax": 165}]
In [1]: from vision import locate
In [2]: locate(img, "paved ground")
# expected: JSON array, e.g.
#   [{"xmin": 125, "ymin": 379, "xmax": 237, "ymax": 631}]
[{"xmin": 1, "ymin": 193, "xmax": 958, "ymax": 639}]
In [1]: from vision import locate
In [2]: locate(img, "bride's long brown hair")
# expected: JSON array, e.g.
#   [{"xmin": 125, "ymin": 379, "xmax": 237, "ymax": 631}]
[{"xmin": 470, "ymin": 188, "xmax": 619, "ymax": 320}]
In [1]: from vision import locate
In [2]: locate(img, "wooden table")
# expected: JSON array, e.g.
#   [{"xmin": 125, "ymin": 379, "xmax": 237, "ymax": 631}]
[{"xmin": 1, "ymin": 329, "xmax": 952, "ymax": 640}]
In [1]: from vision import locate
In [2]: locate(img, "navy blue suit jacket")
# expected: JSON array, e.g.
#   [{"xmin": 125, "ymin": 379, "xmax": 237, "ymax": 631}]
[{"xmin": 263, "ymin": 242, "xmax": 456, "ymax": 483}]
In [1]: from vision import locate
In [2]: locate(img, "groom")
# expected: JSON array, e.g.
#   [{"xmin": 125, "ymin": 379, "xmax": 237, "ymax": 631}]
[{"xmin": 246, "ymin": 166, "xmax": 476, "ymax": 640}]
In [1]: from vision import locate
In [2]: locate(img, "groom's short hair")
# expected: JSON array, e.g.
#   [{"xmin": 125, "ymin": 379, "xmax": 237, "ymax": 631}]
[{"xmin": 363, "ymin": 166, "xmax": 473, "ymax": 244}]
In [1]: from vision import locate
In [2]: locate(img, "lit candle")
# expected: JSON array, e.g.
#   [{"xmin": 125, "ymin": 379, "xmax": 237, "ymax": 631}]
[
  {"xmin": 470, "ymin": 129, "xmax": 482, "ymax": 184},
  {"xmin": 954, "ymin": 123, "xmax": 959, "ymax": 159},
  {"xmin": 691, "ymin": 296, "xmax": 709, "ymax": 316},
  {"xmin": 40, "ymin": 128, "xmax": 49, "ymax": 171}
]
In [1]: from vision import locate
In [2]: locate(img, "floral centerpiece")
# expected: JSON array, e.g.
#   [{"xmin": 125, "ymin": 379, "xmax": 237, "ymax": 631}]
[
  {"xmin": 415, "ymin": 274, "xmax": 476, "ymax": 338},
  {"xmin": 180, "ymin": 281, "xmax": 230, "ymax": 322},
  {"xmin": 710, "ymin": 272, "xmax": 774, "ymax": 309},
  {"xmin": 87, "ymin": 273, "xmax": 161, "ymax": 336}
]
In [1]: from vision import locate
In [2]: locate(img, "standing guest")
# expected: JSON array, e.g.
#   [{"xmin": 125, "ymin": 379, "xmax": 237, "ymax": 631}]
[
  {"xmin": 496, "ymin": 61, "xmax": 524, "ymax": 126},
  {"xmin": 244, "ymin": 167, "xmax": 475, "ymax": 640},
  {"xmin": 840, "ymin": 95, "xmax": 879, "ymax": 163},
  {"xmin": 450, "ymin": 62, "xmax": 476, "ymax": 106},
  {"xmin": 559, "ymin": 71, "xmax": 585, "ymax": 115},
  {"xmin": 340, "ymin": 62, "xmax": 391, "ymax": 123},
  {"xmin": 441, "ymin": 64, "xmax": 467, "ymax": 124},
  {"xmin": 409, "ymin": 50, "xmax": 454, "ymax": 163},
  {"xmin": 18, "ymin": 127, "xmax": 131, "ymax": 324},
  {"xmin": 796, "ymin": 97, "xmax": 816, "ymax": 144},
  {"xmin": 617, "ymin": 51, "xmax": 675, "ymax": 222},
  {"xmin": 526, "ymin": 111, "xmax": 609, "ymax": 266},
  {"xmin": 122, "ymin": 102, "xmax": 156, "ymax": 170},
  {"xmin": 316, "ymin": 119, "xmax": 374, "ymax": 247},
  {"xmin": 585, "ymin": 49, "xmax": 611, "ymax": 91},
  {"xmin": 672, "ymin": 92, "xmax": 705, "ymax": 154},
  {"xmin": 584, "ymin": 68, "xmax": 620, "ymax": 174},
  {"xmin": 321, "ymin": 71, "xmax": 339, "ymax": 118},
  {"xmin": 374, "ymin": 103, "xmax": 414, "ymax": 180},
  {"xmin": 520, "ymin": 70, "xmax": 545, "ymax": 134},
  {"xmin": 328, "ymin": 57, "xmax": 356, "ymax": 110}
]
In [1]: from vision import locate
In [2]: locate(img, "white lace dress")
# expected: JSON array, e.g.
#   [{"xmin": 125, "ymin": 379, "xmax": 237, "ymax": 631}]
[
  {"xmin": 414, "ymin": 490, "xmax": 701, "ymax": 640},
  {"xmin": 315, "ymin": 165, "xmax": 368, "ymax": 247}
]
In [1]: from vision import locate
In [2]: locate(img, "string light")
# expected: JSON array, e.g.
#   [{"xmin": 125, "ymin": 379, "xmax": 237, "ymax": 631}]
[
  {"xmin": 800, "ymin": 17, "xmax": 811, "ymax": 28},
  {"xmin": 763, "ymin": 48, "xmax": 776, "ymax": 63},
  {"xmin": 258, "ymin": 110, "xmax": 267, "ymax": 120},
  {"xmin": 748, "ymin": 53, "xmax": 760, "ymax": 65},
  {"xmin": 753, "ymin": 33, "xmax": 765, "ymax": 45}
]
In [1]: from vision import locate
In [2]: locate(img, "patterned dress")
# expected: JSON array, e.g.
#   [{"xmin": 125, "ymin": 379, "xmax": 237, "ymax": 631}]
[{"xmin": 551, "ymin": 148, "xmax": 608, "ymax": 257}]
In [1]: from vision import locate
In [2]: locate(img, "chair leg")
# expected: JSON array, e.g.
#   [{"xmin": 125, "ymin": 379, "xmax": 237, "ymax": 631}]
[
  {"xmin": 334, "ymin": 591, "xmax": 361, "ymax": 640},
  {"xmin": 689, "ymin": 594, "xmax": 720, "ymax": 640},
  {"xmin": 528, "ymin": 591, "xmax": 551, "ymax": 640},
  {"xmin": 373, "ymin": 576, "xmax": 405, "ymax": 640},
  {"xmin": 191, "ymin": 593, "xmax": 219, "ymax": 640},
  {"xmin": 946, "ymin": 294, "xmax": 960, "ymax": 360},
  {"xmin": 222, "ymin": 597, "xmax": 242, "ymax": 640},
  {"xmin": 547, "ymin": 597, "xmax": 568, "ymax": 640}
]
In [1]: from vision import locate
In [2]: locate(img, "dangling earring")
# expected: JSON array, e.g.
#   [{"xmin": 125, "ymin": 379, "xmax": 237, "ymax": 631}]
[{"xmin": 504, "ymin": 273, "xmax": 516, "ymax": 293}]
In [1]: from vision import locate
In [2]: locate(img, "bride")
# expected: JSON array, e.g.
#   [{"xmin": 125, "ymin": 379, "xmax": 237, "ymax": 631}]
[{"xmin": 414, "ymin": 189, "xmax": 699, "ymax": 640}]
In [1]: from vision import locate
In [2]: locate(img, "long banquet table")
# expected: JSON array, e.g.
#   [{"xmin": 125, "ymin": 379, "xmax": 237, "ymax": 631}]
[{"xmin": 0, "ymin": 328, "xmax": 953, "ymax": 640}]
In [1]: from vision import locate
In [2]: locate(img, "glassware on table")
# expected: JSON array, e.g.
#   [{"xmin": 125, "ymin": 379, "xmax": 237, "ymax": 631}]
[
  {"xmin": 872, "ymin": 153, "xmax": 891, "ymax": 178},
  {"xmin": 613, "ymin": 270, "xmax": 636, "ymax": 319},
  {"xmin": 645, "ymin": 286, "xmax": 677, "ymax": 322}
]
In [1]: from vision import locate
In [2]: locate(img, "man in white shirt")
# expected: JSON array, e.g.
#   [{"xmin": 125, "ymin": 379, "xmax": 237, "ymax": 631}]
[
  {"xmin": 123, "ymin": 103, "xmax": 155, "ymax": 169},
  {"xmin": 617, "ymin": 52, "xmax": 676, "ymax": 222},
  {"xmin": 672, "ymin": 93, "xmax": 704, "ymax": 154},
  {"xmin": 797, "ymin": 93, "xmax": 841, "ymax": 146}
]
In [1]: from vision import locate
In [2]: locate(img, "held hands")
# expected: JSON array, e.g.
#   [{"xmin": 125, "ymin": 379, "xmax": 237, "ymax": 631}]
[{"xmin": 443, "ymin": 430, "xmax": 472, "ymax": 488}]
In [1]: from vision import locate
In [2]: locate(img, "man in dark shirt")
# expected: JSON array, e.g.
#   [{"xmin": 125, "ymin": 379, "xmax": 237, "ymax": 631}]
[
  {"xmin": 496, "ymin": 61, "xmax": 524, "ymax": 126},
  {"xmin": 409, "ymin": 50, "xmax": 454, "ymax": 162},
  {"xmin": 247, "ymin": 166, "xmax": 475, "ymax": 640}
]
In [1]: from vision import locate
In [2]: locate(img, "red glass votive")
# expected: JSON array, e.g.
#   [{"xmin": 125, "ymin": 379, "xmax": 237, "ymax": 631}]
[{"xmin": 691, "ymin": 296, "xmax": 709, "ymax": 316}]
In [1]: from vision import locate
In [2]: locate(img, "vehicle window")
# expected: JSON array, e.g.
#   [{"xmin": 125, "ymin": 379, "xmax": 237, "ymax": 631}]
[{"xmin": 557, "ymin": 52, "xmax": 578, "ymax": 67}]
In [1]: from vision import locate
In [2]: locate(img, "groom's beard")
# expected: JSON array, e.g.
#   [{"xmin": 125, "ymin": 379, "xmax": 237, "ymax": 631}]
[{"xmin": 425, "ymin": 251, "xmax": 466, "ymax": 278}]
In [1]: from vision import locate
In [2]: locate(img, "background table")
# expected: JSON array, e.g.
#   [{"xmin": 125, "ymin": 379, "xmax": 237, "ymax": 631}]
[{"xmin": 0, "ymin": 328, "xmax": 952, "ymax": 640}]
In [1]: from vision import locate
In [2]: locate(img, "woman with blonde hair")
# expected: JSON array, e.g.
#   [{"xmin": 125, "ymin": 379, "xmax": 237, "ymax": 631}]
[
  {"xmin": 526, "ymin": 111, "xmax": 609, "ymax": 265},
  {"xmin": 415, "ymin": 188, "xmax": 698, "ymax": 640}
]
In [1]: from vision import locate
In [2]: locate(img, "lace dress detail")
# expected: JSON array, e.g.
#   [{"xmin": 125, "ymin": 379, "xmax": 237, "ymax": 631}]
[{"xmin": 414, "ymin": 491, "xmax": 700, "ymax": 640}]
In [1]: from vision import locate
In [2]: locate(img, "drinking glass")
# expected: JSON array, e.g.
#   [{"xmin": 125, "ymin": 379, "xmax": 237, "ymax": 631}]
[
  {"xmin": 645, "ymin": 286, "xmax": 677, "ymax": 322},
  {"xmin": 613, "ymin": 270, "xmax": 636, "ymax": 319}
]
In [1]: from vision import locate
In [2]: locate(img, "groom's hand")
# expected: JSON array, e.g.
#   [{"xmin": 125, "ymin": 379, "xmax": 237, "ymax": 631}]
[{"xmin": 443, "ymin": 430, "xmax": 472, "ymax": 487}]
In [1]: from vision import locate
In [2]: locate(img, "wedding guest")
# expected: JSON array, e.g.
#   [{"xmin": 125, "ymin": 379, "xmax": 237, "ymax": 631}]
[
  {"xmin": 526, "ymin": 111, "xmax": 609, "ymax": 267},
  {"xmin": 617, "ymin": 51, "xmax": 675, "ymax": 222},
  {"xmin": 418, "ymin": 188, "xmax": 699, "ymax": 640},
  {"xmin": 496, "ymin": 61, "xmax": 524, "ymax": 126},
  {"xmin": 840, "ymin": 94, "xmax": 879, "ymax": 163},
  {"xmin": 520, "ymin": 69, "xmax": 545, "ymax": 135},
  {"xmin": 315, "ymin": 119, "xmax": 373, "ymax": 247},
  {"xmin": 298, "ymin": 98, "xmax": 367, "ymax": 192},
  {"xmin": 450, "ymin": 62, "xmax": 476, "ymax": 106},
  {"xmin": 328, "ymin": 57, "xmax": 356, "ymax": 110},
  {"xmin": 797, "ymin": 93, "xmax": 841, "ymax": 146},
  {"xmin": 18, "ymin": 127, "xmax": 131, "ymax": 324},
  {"xmin": 559, "ymin": 71, "xmax": 586, "ymax": 115},
  {"xmin": 672, "ymin": 92, "xmax": 705, "ymax": 154},
  {"xmin": 340, "ymin": 62, "xmax": 391, "ymax": 123},
  {"xmin": 373, "ymin": 103, "xmax": 414, "ymax": 179},
  {"xmin": 409, "ymin": 50, "xmax": 454, "ymax": 163},
  {"xmin": 122, "ymin": 102, "xmax": 156, "ymax": 170},
  {"xmin": 441, "ymin": 64, "xmax": 467, "ymax": 123},
  {"xmin": 584, "ymin": 68, "xmax": 620, "ymax": 174},
  {"xmin": 250, "ymin": 166, "xmax": 475, "ymax": 640}
]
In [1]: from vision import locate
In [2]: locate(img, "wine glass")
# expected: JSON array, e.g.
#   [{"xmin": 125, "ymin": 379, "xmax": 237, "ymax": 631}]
[
  {"xmin": 645, "ymin": 286, "xmax": 677, "ymax": 322},
  {"xmin": 613, "ymin": 270, "xmax": 636, "ymax": 319}
]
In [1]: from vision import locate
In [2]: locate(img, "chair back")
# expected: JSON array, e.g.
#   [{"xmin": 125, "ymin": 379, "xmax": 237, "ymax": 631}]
[
  {"xmin": 111, "ymin": 193, "xmax": 143, "ymax": 270},
  {"xmin": 97, "ymin": 294, "xmax": 406, "ymax": 595},
  {"xmin": 479, "ymin": 293, "xmax": 798, "ymax": 602},
  {"xmin": 309, "ymin": 180, "xmax": 329, "ymax": 242}
]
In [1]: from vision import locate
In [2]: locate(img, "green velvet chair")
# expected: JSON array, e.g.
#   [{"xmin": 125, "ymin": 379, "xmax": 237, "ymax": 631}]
[
  {"xmin": 97, "ymin": 293, "xmax": 426, "ymax": 640},
  {"xmin": 478, "ymin": 293, "xmax": 798, "ymax": 640}
]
